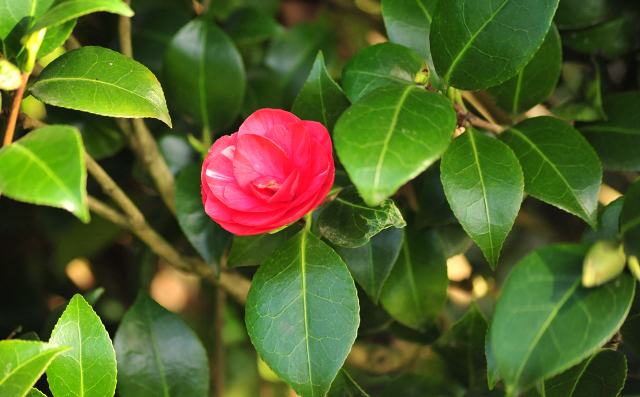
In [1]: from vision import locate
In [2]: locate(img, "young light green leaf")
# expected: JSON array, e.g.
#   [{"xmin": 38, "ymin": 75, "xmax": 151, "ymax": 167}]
[
  {"xmin": 501, "ymin": 117, "xmax": 601, "ymax": 228},
  {"xmin": 0, "ymin": 340, "xmax": 69, "ymax": 397},
  {"xmin": 334, "ymin": 85, "xmax": 456, "ymax": 207},
  {"xmin": 379, "ymin": 228, "xmax": 448, "ymax": 330},
  {"xmin": 31, "ymin": 47, "xmax": 171, "ymax": 126},
  {"xmin": 433, "ymin": 301, "xmax": 489, "ymax": 388},
  {"xmin": 30, "ymin": 0, "xmax": 133, "ymax": 32},
  {"xmin": 0, "ymin": 125, "xmax": 89, "ymax": 223},
  {"xmin": 327, "ymin": 369, "xmax": 370, "ymax": 397},
  {"xmin": 487, "ymin": 244, "xmax": 636, "ymax": 396},
  {"xmin": 487, "ymin": 25, "xmax": 562, "ymax": 117},
  {"xmin": 245, "ymin": 231, "xmax": 359, "ymax": 397},
  {"xmin": 580, "ymin": 92, "xmax": 640, "ymax": 171},
  {"xmin": 441, "ymin": 129, "xmax": 524, "ymax": 269},
  {"xmin": 26, "ymin": 389, "xmax": 47, "ymax": 397},
  {"xmin": 561, "ymin": 12, "xmax": 640, "ymax": 57},
  {"xmin": 0, "ymin": 58, "xmax": 22, "ymax": 90},
  {"xmin": 544, "ymin": 349, "xmax": 627, "ymax": 397},
  {"xmin": 47, "ymin": 294, "xmax": 117, "ymax": 397},
  {"xmin": 175, "ymin": 165, "xmax": 231, "ymax": 276},
  {"xmin": 318, "ymin": 187, "xmax": 405, "ymax": 248},
  {"xmin": 341, "ymin": 43, "xmax": 423, "ymax": 103},
  {"xmin": 291, "ymin": 51, "xmax": 350, "ymax": 132},
  {"xmin": 114, "ymin": 293, "xmax": 209, "ymax": 397},
  {"xmin": 381, "ymin": 0, "xmax": 438, "ymax": 78},
  {"xmin": 430, "ymin": 0, "xmax": 560, "ymax": 90},
  {"xmin": 332, "ymin": 226, "xmax": 403, "ymax": 304},
  {"xmin": 620, "ymin": 179, "xmax": 640, "ymax": 260},
  {"xmin": 227, "ymin": 224, "xmax": 302, "ymax": 267},
  {"xmin": 164, "ymin": 18, "xmax": 245, "ymax": 132}
]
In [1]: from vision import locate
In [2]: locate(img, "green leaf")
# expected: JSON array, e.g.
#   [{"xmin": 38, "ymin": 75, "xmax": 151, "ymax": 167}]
[
  {"xmin": 30, "ymin": 0, "xmax": 132, "ymax": 32},
  {"xmin": 327, "ymin": 369, "xmax": 371, "ymax": 397},
  {"xmin": 224, "ymin": 7, "xmax": 281, "ymax": 45},
  {"xmin": 435, "ymin": 224, "xmax": 473, "ymax": 258},
  {"xmin": 245, "ymin": 230, "xmax": 359, "ymax": 397},
  {"xmin": 414, "ymin": 163, "xmax": 458, "ymax": 228},
  {"xmin": 379, "ymin": 227, "xmax": 448, "ymax": 330},
  {"xmin": 581, "ymin": 197, "xmax": 624, "ymax": 245},
  {"xmin": 487, "ymin": 25, "xmax": 562, "ymax": 117},
  {"xmin": 441, "ymin": 129, "xmax": 524, "ymax": 268},
  {"xmin": 37, "ymin": 19, "xmax": 76, "ymax": 59},
  {"xmin": 553, "ymin": 61, "xmax": 606, "ymax": 123},
  {"xmin": 380, "ymin": 373, "xmax": 454, "ymax": 397},
  {"xmin": 487, "ymin": 244, "xmax": 636, "ymax": 396},
  {"xmin": 332, "ymin": 226, "xmax": 403, "ymax": 304},
  {"xmin": 26, "ymin": 389, "xmax": 47, "ymax": 397},
  {"xmin": 30, "ymin": 47, "xmax": 171, "ymax": 126},
  {"xmin": 0, "ymin": 125, "xmax": 89, "ymax": 223},
  {"xmin": 0, "ymin": 58, "xmax": 22, "ymax": 90},
  {"xmin": 620, "ymin": 179, "xmax": 640, "ymax": 260},
  {"xmin": 164, "ymin": 18, "xmax": 245, "ymax": 132},
  {"xmin": 47, "ymin": 294, "xmax": 117, "ymax": 397},
  {"xmin": 291, "ymin": 51, "xmax": 350, "ymax": 132},
  {"xmin": 341, "ymin": 43, "xmax": 423, "ymax": 104},
  {"xmin": 543, "ymin": 349, "xmax": 627, "ymax": 397},
  {"xmin": 561, "ymin": 12, "xmax": 640, "ymax": 57},
  {"xmin": 580, "ymin": 92, "xmax": 640, "ymax": 171},
  {"xmin": 554, "ymin": 0, "xmax": 619, "ymax": 28},
  {"xmin": 381, "ymin": 0, "xmax": 438, "ymax": 78},
  {"xmin": 227, "ymin": 224, "xmax": 302, "ymax": 267},
  {"xmin": 114, "ymin": 293, "xmax": 209, "ymax": 397},
  {"xmin": 175, "ymin": 165, "xmax": 231, "ymax": 276},
  {"xmin": 433, "ymin": 301, "xmax": 489, "ymax": 388},
  {"xmin": 0, "ymin": 340, "xmax": 69, "ymax": 397},
  {"xmin": 334, "ymin": 85, "xmax": 456, "ymax": 207},
  {"xmin": 500, "ymin": 117, "xmax": 601, "ymax": 227},
  {"xmin": 318, "ymin": 187, "xmax": 405, "ymax": 248},
  {"xmin": 430, "ymin": 0, "xmax": 559, "ymax": 90},
  {"xmin": 620, "ymin": 292, "xmax": 640, "ymax": 356}
]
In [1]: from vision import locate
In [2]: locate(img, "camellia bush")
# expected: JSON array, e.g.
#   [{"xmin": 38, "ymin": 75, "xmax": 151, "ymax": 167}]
[{"xmin": 1, "ymin": 0, "xmax": 640, "ymax": 396}]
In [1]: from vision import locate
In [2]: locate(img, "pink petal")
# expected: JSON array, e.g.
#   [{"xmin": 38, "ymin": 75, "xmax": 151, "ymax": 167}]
[
  {"xmin": 204, "ymin": 145, "xmax": 236, "ymax": 203},
  {"xmin": 208, "ymin": 133, "xmax": 238, "ymax": 158},
  {"xmin": 223, "ymin": 182, "xmax": 288, "ymax": 212},
  {"xmin": 267, "ymin": 167, "xmax": 300, "ymax": 203},
  {"xmin": 233, "ymin": 134, "xmax": 293, "ymax": 188},
  {"xmin": 299, "ymin": 120, "xmax": 332, "ymax": 156},
  {"xmin": 263, "ymin": 124, "xmax": 310, "ymax": 167},
  {"xmin": 238, "ymin": 109, "xmax": 300, "ymax": 138},
  {"xmin": 295, "ymin": 138, "xmax": 332, "ymax": 199}
]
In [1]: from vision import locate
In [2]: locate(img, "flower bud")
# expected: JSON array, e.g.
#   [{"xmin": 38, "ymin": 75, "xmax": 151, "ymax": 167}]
[{"xmin": 582, "ymin": 239, "xmax": 626, "ymax": 288}]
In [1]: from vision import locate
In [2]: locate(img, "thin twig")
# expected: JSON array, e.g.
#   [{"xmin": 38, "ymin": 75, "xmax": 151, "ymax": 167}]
[
  {"xmin": 118, "ymin": 0, "xmax": 133, "ymax": 58},
  {"xmin": 3, "ymin": 73, "xmax": 30, "ymax": 147},
  {"xmin": 462, "ymin": 91, "xmax": 499, "ymax": 125},
  {"xmin": 64, "ymin": 35, "xmax": 82, "ymax": 51},
  {"xmin": 454, "ymin": 103, "xmax": 505, "ymax": 134}
]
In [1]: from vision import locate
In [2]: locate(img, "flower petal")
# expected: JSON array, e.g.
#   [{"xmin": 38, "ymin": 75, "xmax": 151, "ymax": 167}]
[
  {"xmin": 204, "ymin": 145, "xmax": 237, "ymax": 202},
  {"xmin": 238, "ymin": 108, "xmax": 300, "ymax": 138},
  {"xmin": 234, "ymin": 134, "xmax": 293, "ymax": 188},
  {"xmin": 263, "ymin": 124, "xmax": 310, "ymax": 168},
  {"xmin": 299, "ymin": 120, "xmax": 332, "ymax": 156}
]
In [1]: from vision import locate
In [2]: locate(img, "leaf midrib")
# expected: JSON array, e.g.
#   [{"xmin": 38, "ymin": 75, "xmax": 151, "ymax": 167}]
[
  {"xmin": 402, "ymin": 237, "xmax": 423, "ymax": 322},
  {"xmin": 415, "ymin": 0, "xmax": 433, "ymax": 23},
  {"xmin": 468, "ymin": 130, "xmax": 494, "ymax": 263},
  {"xmin": 144, "ymin": 301, "xmax": 171, "ymax": 397},
  {"xmin": 0, "ymin": 346, "xmax": 62, "ymax": 387},
  {"xmin": 300, "ymin": 232, "xmax": 314, "ymax": 395}
]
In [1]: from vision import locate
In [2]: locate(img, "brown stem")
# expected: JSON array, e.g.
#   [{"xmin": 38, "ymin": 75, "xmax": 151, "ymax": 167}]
[
  {"xmin": 118, "ymin": 0, "xmax": 133, "ymax": 58},
  {"xmin": 3, "ymin": 73, "xmax": 30, "ymax": 147},
  {"xmin": 64, "ymin": 35, "xmax": 82, "ymax": 51},
  {"xmin": 454, "ymin": 103, "xmax": 505, "ymax": 134},
  {"xmin": 211, "ymin": 287, "xmax": 226, "ymax": 396}
]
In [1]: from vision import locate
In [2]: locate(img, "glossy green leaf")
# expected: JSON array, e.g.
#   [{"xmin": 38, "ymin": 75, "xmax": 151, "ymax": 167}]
[
  {"xmin": 0, "ymin": 125, "xmax": 89, "ymax": 223},
  {"xmin": 31, "ymin": 47, "xmax": 171, "ymax": 126},
  {"xmin": 433, "ymin": 301, "xmax": 489, "ymax": 388},
  {"xmin": 26, "ymin": 389, "xmax": 47, "ymax": 397},
  {"xmin": 501, "ymin": 117, "xmax": 601, "ymax": 227},
  {"xmin": 164, "ymin": 18, "xmax": 245, "ymax": 132},
  {"xmin": 487, "ymin": 25, "xmax": 562, "ymax": 116},
  {"xmin": 430, "ymin": 0, "xmax": 559, "ymax": 90},
  {"xmin": 543, "ymin": 349, "xmax": 627, "ymax": 397},
  {"xmin": 291, "ymin": 51, "xmax": 350, "ymax": 132},
  {"xmin": 245, "ymin": 230, "xmax": 359, "ymax": 397},
  {"xmin": 379, "ymin": 227, "xmax": 448, "ymax": 330},
  {"xmin": 0, "ymin": 340, "xmax": 69, "ymax": 397},
  {"xmin": 114, "ymin": 293, "xmax": 209, "ymax": 397},
  {"xmin": 327, "ymin": 369, "xmax": 370, "ymax": 397},
  {"xmin": 47, "ymin": 294, "xmax": 117, "ymax": 397},
  {"xmin": 334, "ymin": 85, "xmax": 456, "ymax": 207},
  {"xmin": 332, "ymin": 226, "xmax": 403, "ymax": 303},
  {"xmin": 341, "ymin": 43, "xmax": 423, "ymax": 104},
  {"xmin": 415, "ymin": 162, "xmax": 458, "ymax": 228},
  {"xmin": 561, "ymin": 12, "xmax": 640, "ymax": 57},
  {"xmin": 225, "ymin": 7, "xmax": 281, "ymax": 44},
  {"xmin": 242, "ymin": 67, "xmax": 283, "ymax": 118},
  {"xmin": 486, "ymin": 334, "xmax": 500, "ymax": 390},
  {"xmin": 487, "ymin": 244, "xmax": 636, "ymax": 396},
  {"xmin": 381, "ymin": 0, "xmax": 438, "ymax": 78},
  {"xmin": 318, "ymin": 187, "xmax": 405, "ymax": 248},
  {"xmin": 581, "ymin": 197, "xmax": 624, "ymax": 245},
  {"xmin": 30, "ymin": 0, "xmax": 132, "ymax": 32},
  {"xmin": 580, "ymin": 92, "xmax": 640, "ymax": 171},
  {"xmin": 441, "ymin": 129, "xmax": 524, "ymax": 268},
  {"xmin": 620, "ymin": 179, "xmax": 640, "ymax": 260},
  {"xmin": 227, "ymin": 224, "xmax": 302, "ymax": 267},
  {"xmin": 554, "ymin": 0, "xmax": 620, "ymax": 28}
]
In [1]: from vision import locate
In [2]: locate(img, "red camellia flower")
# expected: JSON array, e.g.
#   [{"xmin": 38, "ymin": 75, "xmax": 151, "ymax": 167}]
[{"xmin": 201, "ymin": 109, "xmax": 335, "ymax": 235}]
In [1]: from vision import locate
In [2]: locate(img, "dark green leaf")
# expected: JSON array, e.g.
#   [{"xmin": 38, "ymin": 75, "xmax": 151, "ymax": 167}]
[
  {"xmin": 158, "ymin": 135, "xmax": 198, "ymax": 176},
  {"xmin": 580, "ymin": 92, "xmax": 640, "ymax": 171},
  {"xmin": 332, "ymin": 226, "xmax": 403, "ymax": 303},
  {"xmin": 553, "ymin": 61, "xmax": 606, "ymax": 123},
  {"xmin": 114, "ymin": 293, "xmax": 209, "ymax": 397},
  {"xmin": 379, "ymin": 227, "xmax": 448, "ymax": 330},
  {"xmin": 434, "ymin": 224, "xmax": 473, "ymax": 258},
  {"xmin": 327, "ymin": 369, "xmax": 371, "ymax": 397},
  {"xmin": 0, "ymin": 125, "xmax": 89, "ymax": 223},
  {"xmin": 544, "ymin": 349, "xmax": 627, "ymax": 397},
  {"xmin": 47, "ymin": 294, "xmax": 117, "ymax": 397},
  {"xmin": 620, "ymin": 292, "xmax": 640, "ymax": 356},
  {"xmin": 430, "ymin": 0, "xmax": 559, "ymax": 90},
  {"xmin": 487, "ymin": 244, "xmax": 636, "ymax": 396},
  {"xmin": 620, "ymin": 179, "xmax": 640, "ymax": 260},
  {"xmin": 227, "ymin": 223, "xmax": 302, "ymax": 267},
  {"xmin": 415, "ymin": 163, "xmax": 458, "ymax": 228},
  {"xmin": 245, "ymin": 231, "xmax": 359, "ymax": 397},
  {"xmin": 561, "ymin": 12, "xmax": 640, "ymax": 57},
  {"xmin": 487, "ymin": 25, "xmax": 562, "ymax": 116},
  {"xmin": 501, "ymin": 116, "xmax": 601, "ymax": 227},
  {"xmin": 291, "ymin": 51, "xmax": 350, "ymax": 132},
  {"xmin": 581, "ymin": 197, "xmax": 624, "ymax": 245},
  {"xmin": 486, "ymin": 333, "xmax": 500, "ymax": 390},
  {"xmin": 164, "ymin": 18, "xmax": 245, "ymax": 132},
  {"xmin": 334, "ymin": 85, "xmax": 456, "ymax": 207},
  {"xmin": 175, "ymin": 165, "xmax": 231, "ymax": 276},
  {"xmin": 318, "ymin": 187, "xmax": 405, "ymax": 248},
  {"xmin": 30, "ymin": 0, "xmax": 133, "ymax": 32},
  {"xmin": 242, "ymin": 67, "xmax": 283, "ymax": 118},
  {"xmin": 554, "ymin": 0, "xmax": 620, "ymax": 28},
  {"xmin": 381, "ymin": 0, "xmax": 438, "ymax": 78},
  {"xmin": 31, "ymin": 47, "xmax": 171, "ymax": 126},
  {"xmin": 380, "ymin": 373, "xmax": 454, "ymax": 397},
  {"xmin": 0, "ymin": 340, "xmax": 69, "ymax": 397},
  {"xmin": 225, "ymin": 7, "xmax": 281, "ymax": 45},
  {"xmin": 433, "ymin": 301, "xmax": 489, "ymax": 388},
  {"xmin": 441, "ymin": 129, "xmax": 524, "ymax": 268}
]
